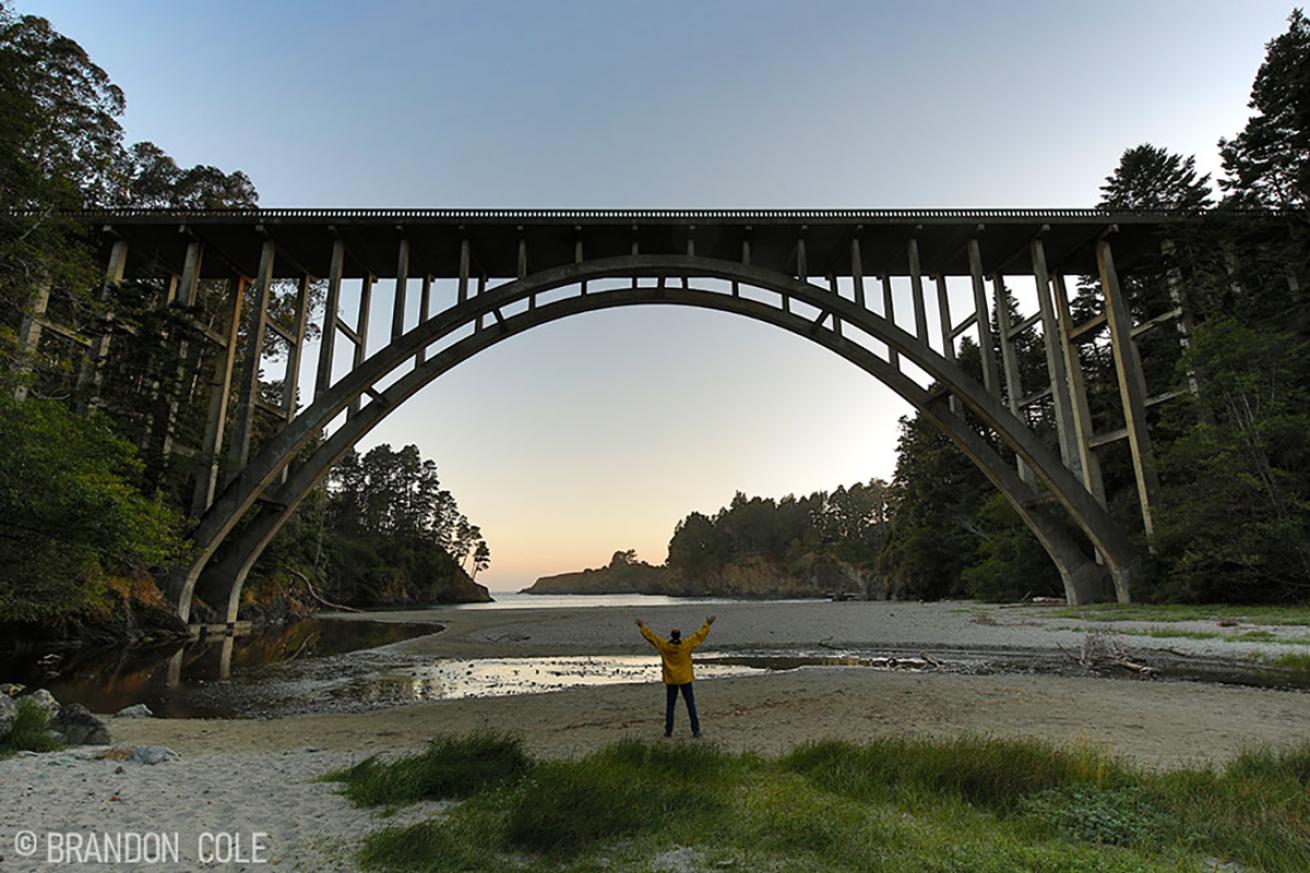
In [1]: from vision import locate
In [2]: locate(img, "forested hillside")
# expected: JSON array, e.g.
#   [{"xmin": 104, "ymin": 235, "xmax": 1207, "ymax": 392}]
[{"xmin": 0, "ymin": 2, "xmax": 488, "ymax": 638}]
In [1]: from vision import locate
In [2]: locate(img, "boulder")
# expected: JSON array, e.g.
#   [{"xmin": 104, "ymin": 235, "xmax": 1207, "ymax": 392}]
[
  {"xmin": 50, "ymin": 703, "xmax": 111, "ymax": 746},
  {"xmin": 114, "ymin": 704, "xmax": 153, "ymax": 719},
  {"xmin": 94, "ymin": 744, "xmax": 180, "ymax": 764},
  {"xmin": 21, "ymin": 688, "xmax": 59, "ymax": 719},
  {"xmin": 0, "ymin": 682, "xmax": 25, "ymax": 698},
  {"xmin": 130, "ymin": 745, "xmax": 179, "ymax": 765},
  {"xmin": 0, "ymin": 693, "xmax": 15, "ymax": 742}
]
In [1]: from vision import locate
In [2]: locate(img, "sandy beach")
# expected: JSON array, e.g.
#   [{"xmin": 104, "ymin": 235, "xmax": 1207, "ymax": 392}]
[{"xmin": 5, "ymin": 599, "xmax": 1310, "ymax": 870}]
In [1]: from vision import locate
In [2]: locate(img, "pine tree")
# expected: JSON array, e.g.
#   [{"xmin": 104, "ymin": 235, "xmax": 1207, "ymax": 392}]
[
  {"xmin": 1219, "ymin": 10, "xmax": 1310, "ymax": 208},
  {"xmin": 1098, "ymin": 144, "xmax": 1213, "ymax": 212}
]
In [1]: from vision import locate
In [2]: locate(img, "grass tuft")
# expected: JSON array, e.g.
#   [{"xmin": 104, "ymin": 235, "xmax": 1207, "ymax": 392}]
[
  {"xmin": 504, "ymin": 741, "xmax": 729, "ymax": 856},
  {"xmin": 325, "ymin": 731, "xmax": 530, "ymax": 807},
  {"xmin": 0, "ymin": 698, "xmax": 61, "ymax": 755},
  {"xmin": 780, "ymin": 735, "xmax": 1127, "ymax": 811}
]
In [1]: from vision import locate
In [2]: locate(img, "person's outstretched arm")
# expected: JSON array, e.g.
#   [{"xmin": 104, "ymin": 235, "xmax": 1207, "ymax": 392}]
[
  {"xmin": 686, "ymin": 615, "xmax": 716, "ymax": 649},
  {"xmin": 636, "ymin": 617, "xmax": 663, "ymax": 649}
]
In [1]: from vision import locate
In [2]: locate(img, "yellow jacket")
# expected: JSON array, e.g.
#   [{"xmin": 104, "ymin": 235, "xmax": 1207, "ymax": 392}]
[{"xmin": 640, "ymin": 621, "xmax": 712, "ymax": 685}]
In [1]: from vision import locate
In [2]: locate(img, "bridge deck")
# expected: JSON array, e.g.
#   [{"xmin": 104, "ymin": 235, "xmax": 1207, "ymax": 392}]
[{"xmin": 74, "ymin": 208, "xmax": 1243, "ymax": 281}]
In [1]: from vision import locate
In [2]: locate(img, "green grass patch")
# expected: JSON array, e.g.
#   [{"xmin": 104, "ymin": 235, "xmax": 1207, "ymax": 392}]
[
  {"xmin": 1122, "ymin": 627, "xmax": 1221, "ymax": 641},
  {"xmin": 324, "ymin": 731, "xmax": 531, "ymax": 807},
  {"xmin": 1254, "ymin": 650, "xmax": 1310, "ymax": 676},
  {"xmin": 779, "ymin": 735, "xmax": 1129, "ymax": 811},
  {"xmin": 0, "ymin": 698, "xmax": 61, "ymax": 756},
  {"xmin": 503, "ymin": 741, "xmax": 731, "ymax": 856},
  {"xmin": 1054, "ymin": 603, "xmax": 1310, "ymax": 626},
  {"xmin": 351, "ymin": 732, "xmax": 1310, "ymax": 872}
]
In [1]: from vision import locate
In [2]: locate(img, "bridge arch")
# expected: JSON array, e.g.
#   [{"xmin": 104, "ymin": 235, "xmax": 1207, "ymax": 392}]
[{"xmin": 175, "ymin": 254, "xmax": 1140, "ymax": 622}]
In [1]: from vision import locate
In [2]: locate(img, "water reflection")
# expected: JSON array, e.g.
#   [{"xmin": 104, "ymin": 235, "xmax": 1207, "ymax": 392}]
[
  {"xmin": 353, "ymin": 653, "xmax": 944, "ymax": 703},
  {"xmin": 365, "ymin": 655, "xmax": 769, "ymax": 702},
  {"xmin": 0, "ymin": 619, "xmax": 439, "ymax": 718}
]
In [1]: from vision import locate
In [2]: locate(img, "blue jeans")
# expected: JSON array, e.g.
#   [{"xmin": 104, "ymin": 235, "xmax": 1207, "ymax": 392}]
[{"xmin": 665, "ymin": 682, "xmax": 699, "ymax": 735}]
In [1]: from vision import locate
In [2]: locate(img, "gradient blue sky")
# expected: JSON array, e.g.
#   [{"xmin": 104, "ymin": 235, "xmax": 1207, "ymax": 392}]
[{"xmin": 32, "ymin": 0, "xmax": 1295, "ymax": 589}]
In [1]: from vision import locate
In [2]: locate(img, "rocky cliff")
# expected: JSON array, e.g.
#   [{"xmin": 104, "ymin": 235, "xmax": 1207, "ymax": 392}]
[
  {"xmin": 525, "ymin": 554, "xmax": 878, "ymax": 599},
  {"xmin": 528, "ymin": 560, "xmax": 668, "ymax": 595}
]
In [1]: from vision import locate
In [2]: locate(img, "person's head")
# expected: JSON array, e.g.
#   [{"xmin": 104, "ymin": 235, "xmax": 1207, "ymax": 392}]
[{"xmin": 669, "ymin": 628, "xmax": 682, "ymax": 643}]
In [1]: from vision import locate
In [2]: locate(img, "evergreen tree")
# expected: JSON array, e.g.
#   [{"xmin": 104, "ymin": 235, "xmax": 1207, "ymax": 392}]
[
  {"xmin": 1219, "ymin": 10, "xmax": 1310, "ymax": 208},
  {"xmin": 1099, "ymin": 144, "xmax": 1213, "ymax": 212}
]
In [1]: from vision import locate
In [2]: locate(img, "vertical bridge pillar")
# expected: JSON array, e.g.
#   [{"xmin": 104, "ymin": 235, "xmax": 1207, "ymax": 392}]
[
  {"xmin": 226, "ymin": 240, "xmax": 275, "ymax": 482},
  {"xmin": 12, "ymin": 279, "xmax": 51, "ymax": 402},
  {"xmin": 1031, "ymin": 239, "xmax": 1082, "ymax": 482},
  {"xmin": 1097, "ymin": 237, "xmax": 1160, "ymax": 542},
  {"xmin": 76, "ymin": 239, "xmax": 128, "ymax": 411},
  {"xmin": 191, "ymin": 275, "xmax": 245, "ymax": 516}
]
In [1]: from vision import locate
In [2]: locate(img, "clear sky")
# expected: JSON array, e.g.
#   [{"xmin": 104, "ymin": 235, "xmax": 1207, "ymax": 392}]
[{"xmin": 32, "ymin": 0, "xmax": 1296, "ymax": 590}]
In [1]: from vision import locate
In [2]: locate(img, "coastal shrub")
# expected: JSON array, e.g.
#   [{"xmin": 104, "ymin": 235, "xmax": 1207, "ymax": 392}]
[
  {"xmin": 1019, "ymin": 785, "xmax": 1163, "ymax": 847},
  {"xmin": 781, "ymin": 736, "xmax": 1128, "ymax": 811},
  {"xmin": 0, "ymin": 698, "xmax": 61, "ymax": 755},
  {"xmin": 594, "ymin": 736, "xmax": 736, "ymax": 780},
  {"xmin": 327, "ymin": 731, "xmax": 530, "ymax": 806}
]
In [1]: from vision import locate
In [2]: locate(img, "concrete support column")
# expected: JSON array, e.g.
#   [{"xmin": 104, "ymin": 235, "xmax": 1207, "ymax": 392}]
[
  {"xmin": 348, "ymin": 274, "xmax": 373, "ymax": 419},
  {"xmin": 417, "ymin": 274, "xmax": 432, "ymax": 365},
  {"xmin": 880, "ymin": 274, "xmax": 899, "ymax": 369},
  {"xmin": 76, "ymin": 239, "xmax": 129, "ymax": 411},
  {"xmin": 314, "ymin": 240, "xmax": 346, "ymax": 402},
  {"xmin": 390, "ymin": 238, "xmax": 409, "ymax": 341},
  {"xmin": 682, "ymin": 228, "xmax": 695, "ymax": 290},
  {"xmin": 1052, "ymin": 272, "xmax": 1106, "ymax": 508},
  {"xmin": 850, "ymin": 235, "xmax": 866, "ymax": 309},
  {"xmin": 191, "ymin": 276, "xmax": 245, "ymax": 516},
  {"xmin": 1097, "ymin": 238, "xmax": 1160, "ymax": 542},
  {"xmin": 158, "ymin": 240, "xmax": 205, "ymax": 461},
  {"xmin": 1160, "ymin": 239, "xmax": 1203, "ymax": 400},
  {"xmin": 934, "ymin": 274, "xmax": 954, "ymax": 361},
  {"xmin": 226, "ymin": 241, "xmax": 275, "ymax": 481},
  {"xmin": 628, "ymin": 228, "xmax": 637, "ymax": 290},
  {"xmin": 992, "ymin": 273, "xmax": 1035, "ymax": 485},
  {"xmin": 177, "ymin": 240, "xmax": 204, "ymax": 307},
  {"xmin": 12, "ymin": 280, "xmax": 51, "ymax": 402},
  {"xmin": 907, "ymin": 237, "xmax": 929, "ymax": 345},
  {"xmin": 475, "ymin": 275, "xmax": 487, "ymax": 331},
  {"xmin": 935, "ymin": 273, "xmax": 960, "ymax": 414},
  {"xmin": 788, "ymin": 235, "xmax": 805, "ymax": 314},
  {"xmin": 734, "ymin": 232, "xmax": 750, "ymax": 297},
  {"xmin": 575, "ymin": 231, "xmax": 587, "ymax": 296},
  {"xmin": 282, "ymin": 275, "xmax": 311, "ymax": 420},
  {"xmin": 827, "ymin": 275, "xmax": 842, "ymax": 337},
  {"xmin": 1031, "ymin": 239, "xmax": 1081, "ymax": 479},
  {"xmin": 458, "ymin": 238, "xmax": 471, "ymax": 305},
  {"xmin": 966, "ymin": 238, "xmax": 1000, "ymax": 396},
  {"xmin": 521, "ymin": 231, "xmax": 534, "ymax": 302},
  {"xmin": 1221, "ymin": 240, "xmax": 1245, "ymax": 304}
]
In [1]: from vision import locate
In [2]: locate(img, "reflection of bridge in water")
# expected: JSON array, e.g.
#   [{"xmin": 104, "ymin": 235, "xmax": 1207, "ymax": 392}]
[
  {"xmin": 1, "ymin": 619, "xmax": 434, "ymax": 716},
  {"xmin": 20, "ymin": 208, "xmax": 1283, "ymax": 622}
]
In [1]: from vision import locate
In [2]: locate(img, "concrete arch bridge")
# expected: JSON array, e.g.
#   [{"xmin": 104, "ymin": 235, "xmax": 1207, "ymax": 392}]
[{"xmin": 39, "ymin": 209, "xmax": 1228, "ymax": 624}]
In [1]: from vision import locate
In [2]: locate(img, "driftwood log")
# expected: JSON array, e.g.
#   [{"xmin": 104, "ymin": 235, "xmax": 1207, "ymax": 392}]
[
  {"xmin": 287, "ymin": 569, "xmax": 363, "ymax": 614},
  {"xmin": 1058, "ymin": 631, "xmax": 1157, "ymax": 677}
]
